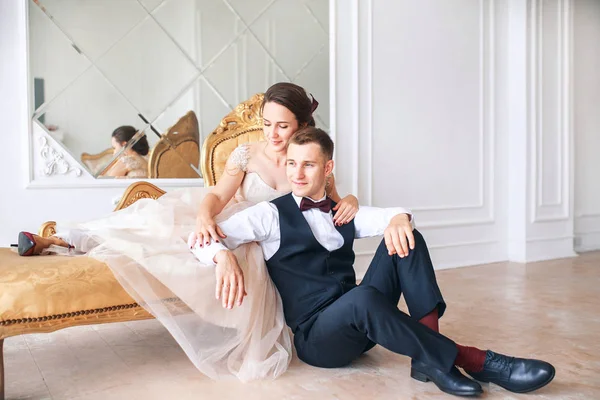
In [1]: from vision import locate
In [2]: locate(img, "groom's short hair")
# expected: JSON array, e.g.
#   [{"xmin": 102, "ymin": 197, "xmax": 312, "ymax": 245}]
[{"xmin": 289, "ymin": 127, "xmax": 334, "ymax": 161}]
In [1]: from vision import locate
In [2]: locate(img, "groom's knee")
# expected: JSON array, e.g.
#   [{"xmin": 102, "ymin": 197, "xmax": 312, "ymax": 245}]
[
  {"xmin": 347, "ymin": 286, "xmax": 387, "ymax": 311},
  {"xmin": 375, "ymin": 229, "xmax": 427, "ymax": 255}
]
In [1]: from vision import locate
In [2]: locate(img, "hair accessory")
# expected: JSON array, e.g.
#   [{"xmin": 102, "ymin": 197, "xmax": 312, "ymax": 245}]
[{"xmin": 309, "ymin": 94, "xmax": 319, "ymax": 114}]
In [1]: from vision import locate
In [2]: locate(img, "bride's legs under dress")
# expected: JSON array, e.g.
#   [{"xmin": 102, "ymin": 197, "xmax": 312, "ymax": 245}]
[{"xmin": 53, "ymin": 228, "xmax": 99, "ymax": 253}]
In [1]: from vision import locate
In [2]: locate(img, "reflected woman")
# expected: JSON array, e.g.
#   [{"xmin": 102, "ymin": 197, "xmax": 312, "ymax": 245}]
[{"xmin": 100, "ymin": 126, "xmax": 149, "ymax": 179}]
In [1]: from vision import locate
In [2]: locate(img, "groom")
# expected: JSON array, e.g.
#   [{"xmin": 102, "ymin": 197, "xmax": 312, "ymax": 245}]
[{"xmin": 191, "ymin": 127, "xmax": 555, "ymax": 396}]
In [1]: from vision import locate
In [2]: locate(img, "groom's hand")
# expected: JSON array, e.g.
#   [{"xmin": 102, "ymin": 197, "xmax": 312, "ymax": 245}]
[
  {"xmin": 384, "ymin": 214, "xmax": 415, "ymax": 258},
  {"xmin": 214, "ymin": 250, "xmax": 247, "ymax": 309}
]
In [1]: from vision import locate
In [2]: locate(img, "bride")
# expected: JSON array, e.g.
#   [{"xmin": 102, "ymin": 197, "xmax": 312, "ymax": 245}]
[{"xmin": 17, "ymin": 82, "xmax": 359, "ymax": 381}]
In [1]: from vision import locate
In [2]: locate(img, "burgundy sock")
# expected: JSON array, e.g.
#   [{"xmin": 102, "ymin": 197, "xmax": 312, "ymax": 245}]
[
  {"xmin": 454, "ymin": 344, "xmax": 487, "ymax": 373},
  {"xmin": 418, "ymin": 307, "xmax": 439, "ymax": 332}
]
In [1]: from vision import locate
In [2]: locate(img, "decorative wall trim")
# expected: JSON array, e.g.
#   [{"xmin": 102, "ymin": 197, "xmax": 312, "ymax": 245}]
[
  {"xmin": 38, "ymin": 136, "xmax": 82, "ymax": 177},
  {"xmin": 355, "ymin": 239, "xmax": 499, "ymax": 257},
  {"xmin": 403, "ymin": 0, "xmax": 495, "ymax": 220},
  {"xmin": 574, "ymin": 231, "xmax": 600, "ymax": 253},
  {"xmin": 524, "ymin": 235, "xmax": 577, "ymax": 262},
  {"xmin": 329, "ymin": 0, "xmax": 337, "ymax": 147},
  {"xmin": 526, "ymin": 234, "xmax": 574, "ymax": 243},
  {"xmin": 531, "ymin": 0, "xmax": 571, "ymax": 223},
  {"xmin": 366, "ymin": 0, "xmax": 373, "ymax": 206},
  {"xmin": 416, "ymin": 217, "xmax": 496, "ymax": 229},
  {"xmin": 354, "ymin": 238, "xmax": 506, "ymax": 278},
  {"xmin": 355, "ymin": 1, "xmax": 496, "ymax": 225},
  {"xmin": 575, "ymin": 212, "xmax": 600, "ymax": 218},
  {"xmin": 351, "ymin": 0, "xmax": 359, "ymax": 196}
]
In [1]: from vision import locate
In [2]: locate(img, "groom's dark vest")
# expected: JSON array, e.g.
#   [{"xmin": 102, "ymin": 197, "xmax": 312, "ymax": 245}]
[{"xmin": 266, "ymin": 193, "xmax": 357, "ymax": 333}]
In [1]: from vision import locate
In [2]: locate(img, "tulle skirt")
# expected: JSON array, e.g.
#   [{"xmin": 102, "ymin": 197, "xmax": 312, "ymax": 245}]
[{"xmin": 54, "ymin": 188, "xmax": 292, "ymax": 381}]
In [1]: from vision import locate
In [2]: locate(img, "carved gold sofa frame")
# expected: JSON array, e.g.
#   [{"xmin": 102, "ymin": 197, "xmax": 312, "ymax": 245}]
[{"xmin": 0, "ymin": 94, "xmax": 265, "ymax": 399}]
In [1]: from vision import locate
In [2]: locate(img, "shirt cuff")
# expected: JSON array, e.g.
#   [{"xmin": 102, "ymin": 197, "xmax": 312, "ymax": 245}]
[
  {"xmin": 387, "ymin": 208, "xmax": 415, "ymax": 229},
  {"xmin": 191, "ymin": 242, "xmax": 228, "ymax": 267}
]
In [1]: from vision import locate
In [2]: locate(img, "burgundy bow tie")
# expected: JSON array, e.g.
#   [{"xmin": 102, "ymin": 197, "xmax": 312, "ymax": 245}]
[{"xmin": 299, "ymin": 197, "xmax": 332, "ymax": 213}]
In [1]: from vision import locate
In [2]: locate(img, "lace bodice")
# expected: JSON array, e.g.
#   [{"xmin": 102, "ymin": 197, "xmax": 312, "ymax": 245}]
[
  {"xmin": 238, "ymin": 172, "xmax": 288, "ymax": 203},
  {"xmin": 120, "ymin": 154, "xmax": 148, "ymax": 178},
  {"xmin": 230, "ymin": 144, "xmax": 250, "ymax": 172}
]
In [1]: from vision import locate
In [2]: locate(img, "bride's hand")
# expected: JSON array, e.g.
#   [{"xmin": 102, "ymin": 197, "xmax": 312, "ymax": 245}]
[
  {"xmin": 191, "ymin": 214, "xmax": 227, "ymax": 247},
  {"xmin": 332, "ymin": 195, "xmax": 359, "ymax": 226}
]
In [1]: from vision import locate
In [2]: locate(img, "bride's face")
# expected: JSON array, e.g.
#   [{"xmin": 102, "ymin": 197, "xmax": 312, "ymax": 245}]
[
  {"xmin": 111, "ymin": 137, "xmax": 126, "ymax": 155},
  {"xmin": 262, "ymin": 102, "xmax": 300, "ymax": 152}
]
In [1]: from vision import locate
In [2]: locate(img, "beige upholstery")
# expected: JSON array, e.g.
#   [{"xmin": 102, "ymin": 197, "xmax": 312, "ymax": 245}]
[
  {"xmin": 0, "ymin": 248, "xmax": 152, "ymax": 337},
  {"xmin": 148, "ymin": 111, "xmax": 200, "ymax": 179},
  {"xmin": 0, "ymin": 182, "xmax": 167, "ymax": 342},
  {"xmin": 81, "ymin": 148, "xmax": 114, "ymax": 175}
]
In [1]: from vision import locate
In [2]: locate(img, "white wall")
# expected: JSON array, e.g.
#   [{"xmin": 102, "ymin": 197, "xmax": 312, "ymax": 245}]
[
  {"xmin": 1, "ymin": 0, "xmax": 599, "ymax": 274},
  {"xmin": 504, "ymin": 0, "xmax": 577, "ymax": 263},
  {"xmin": 331, "ymin": 0, "xmax": 593, "ymax": 274},
  {"xmin": 574, "ymin": 0, "xmax": 600, "ymax": 252},
  {"xmin": 333, "ymin": 0, "xmax": 509, "ymax": 273},
  {"xmin": 0, "ymin": 1, "xmax": 130, "ymax": 246}
]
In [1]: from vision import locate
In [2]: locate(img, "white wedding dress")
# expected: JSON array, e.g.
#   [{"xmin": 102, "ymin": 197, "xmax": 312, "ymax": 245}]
[{"xmin": 54, "ymin": 172, "xmax": 292, "ymax": 381}]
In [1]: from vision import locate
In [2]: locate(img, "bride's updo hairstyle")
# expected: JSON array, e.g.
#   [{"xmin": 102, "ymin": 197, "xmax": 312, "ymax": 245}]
[{"xmin": 262, "ymin": 82, "xmax": 318, "ymax": 127}]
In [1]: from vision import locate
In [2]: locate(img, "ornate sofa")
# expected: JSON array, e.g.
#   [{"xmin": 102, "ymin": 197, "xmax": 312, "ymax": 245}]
[{"xmin": 0, "ymin": 93, "xmax": 265, "ymax": 400}]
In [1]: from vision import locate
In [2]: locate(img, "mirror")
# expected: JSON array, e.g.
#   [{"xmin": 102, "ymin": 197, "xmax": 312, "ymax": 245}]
[{"xmin": 28, "ymin": 0, "xmax": 329, "ymax": 179}]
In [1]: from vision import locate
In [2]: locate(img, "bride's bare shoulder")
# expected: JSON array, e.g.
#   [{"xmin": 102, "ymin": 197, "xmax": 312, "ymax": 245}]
[
  {"xmin": 244, "ymin": 142, "xmax": 269, "ymax": 162},
  {"xmin": 244, "ymin": 141, "xmax": 265, "ymax": 154}
]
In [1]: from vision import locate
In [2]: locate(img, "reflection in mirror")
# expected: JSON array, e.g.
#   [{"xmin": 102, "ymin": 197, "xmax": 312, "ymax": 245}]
[
  {"xmin": 203, "ymin": 30, "xmax": 288, "ymax": 109},
  {"xmin": 32, "ymin": 66, "xmax": 159, "ymax": 177},
  {"xmin": 31, "ymin": 0, "xmax": 148, "ymax": 61},
  {"xmin": 153, "ymin": 0, "xmax": 243, "ymax": 70},
  {"xmin": 146, "ymin": 112, "xmax": 202, "ymax": 179},
  {"xmin": 94, "ymin": 15, "xmax": 200, "ymax": 122},
  {"xmin": 28, "ymin": 0, "xmax": 329, "ymax": 179},
  {"xmin": 97, "ymin": 127, "xmax": 152, "ymax": 179},
  {"xmin": 29, "ymin": 1, "xmax": 91, "ymax": 111},
  {"xmin": 153, "ymin": 77, "xmax": 230, "ymax": 142},
  {"xmin": 96, "ymin": 113, "xmax": 202, "ymax": 180}
]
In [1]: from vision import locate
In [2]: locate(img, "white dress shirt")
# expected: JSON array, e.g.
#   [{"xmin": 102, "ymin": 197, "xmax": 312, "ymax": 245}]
[{"xmin": 191, "ymin": 194, "xmax": 414, "ymax": 266}]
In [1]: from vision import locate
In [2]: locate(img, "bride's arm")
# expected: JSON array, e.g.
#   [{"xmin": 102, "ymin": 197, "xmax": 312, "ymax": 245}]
[
  {"xmin": 193, "ymin": 146, "xmax": 249, "ymax": 245},
  {"xmin": 101, "ymin": 158, "xmax": 128, "ymax": 177},
  {"xmin": 326, "ymin": 173, "xmax": 360, "ymax": 226},
  {"xmin": 326, "ymin": 173, "xmax": 342, "ymax": 202}
]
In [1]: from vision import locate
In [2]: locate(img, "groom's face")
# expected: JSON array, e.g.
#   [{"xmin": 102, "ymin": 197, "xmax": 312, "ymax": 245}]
[{"xmin": 286, "ymin": 142, "xmax": 334, "ymax": 199}]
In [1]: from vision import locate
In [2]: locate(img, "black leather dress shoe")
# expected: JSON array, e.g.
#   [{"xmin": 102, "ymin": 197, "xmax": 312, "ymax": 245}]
[
  {"xmin": 468, "ymin": 350, "xmax": 555, "ymax": 393},
  {"xmin": 411, "ymin": 359, "xmax": 483, "ymax": 397}
]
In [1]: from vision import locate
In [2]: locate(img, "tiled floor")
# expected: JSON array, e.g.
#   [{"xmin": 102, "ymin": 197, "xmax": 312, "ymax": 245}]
[{"xmin": 4, "ymin": 252, "xmax": 600, "ymax": 399}]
